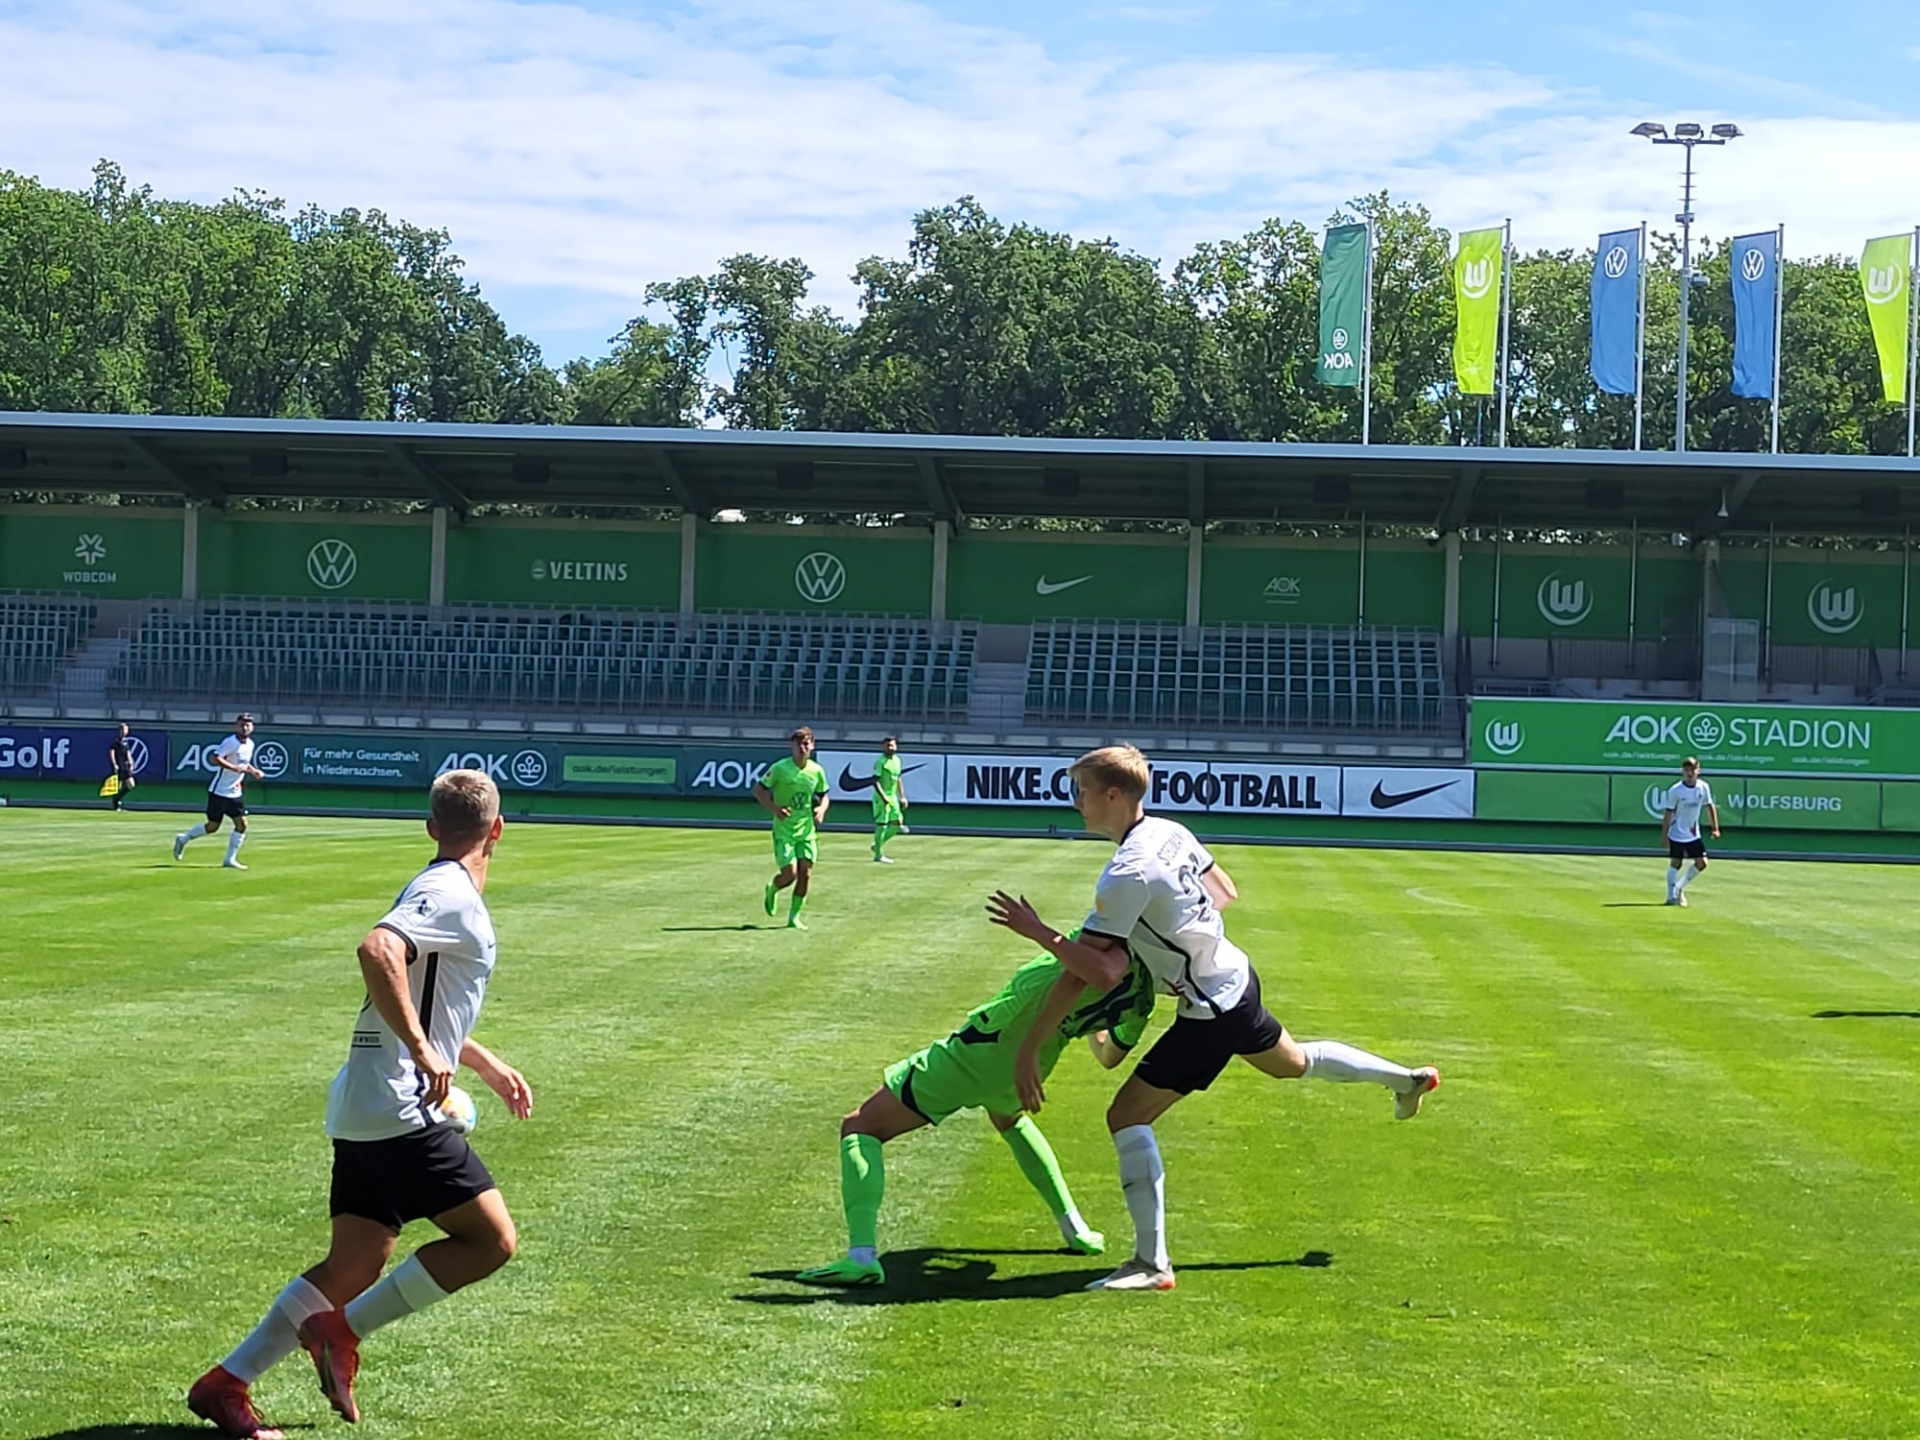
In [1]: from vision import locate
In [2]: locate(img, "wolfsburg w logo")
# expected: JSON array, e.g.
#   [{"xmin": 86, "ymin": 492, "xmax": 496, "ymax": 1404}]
[
  {"xmin": 1864, "ymin": 265, "xmax": 1906, "ymax": 305},
  {"xmin": 1536, "ymin": 574, "xmax": 1593, "ymax": 627},
  {"xmin": 1807, "ymin": 581, "xmax": 1862, "ymax": 635},
  {"xmin": 306, "ymin": 539, "xmax": 358, "ymax": 590},
  {"xmin": 1484, "ymin": 719, "xmax": 1524, "ymax": 756},
  {"xmin": 1459, "ymin": 258, "xmax": 1494, "ymax": 300}
]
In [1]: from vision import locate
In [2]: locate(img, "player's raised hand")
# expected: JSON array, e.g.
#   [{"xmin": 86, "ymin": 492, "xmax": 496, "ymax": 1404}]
[
  {"xmin": 411, "ymin": 1038, "xmax": 456, "ymax": 1110},
  {"xmin": 986, "ymin": 891, "xmax": 1052, "ymax": 944}
]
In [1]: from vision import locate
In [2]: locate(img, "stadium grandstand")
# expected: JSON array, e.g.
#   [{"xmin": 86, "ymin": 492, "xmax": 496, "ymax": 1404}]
[{"xmin": 3, "ymin": 411, "xmax": 1918, "ymax": 759}]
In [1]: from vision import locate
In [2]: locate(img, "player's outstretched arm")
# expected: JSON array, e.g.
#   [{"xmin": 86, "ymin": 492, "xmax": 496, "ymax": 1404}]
[
  {"xmin": 1013, "ymin": 970, "xmax": 1089, "ymax": 1112},
  {"xmin": 357, "ymin": 927, "xmax": 454, "ymax": 1108},
  {"xmin": 1202, "ymin": 863, "xmax": 1238, "ymax": 909},
  {"xmin": 461, "ymin": 1038, "xmax": 534, "ymax": 1119},
  {"xmin": 985, "ymin": 892, "xmax": 1128, "ymax": 992}
]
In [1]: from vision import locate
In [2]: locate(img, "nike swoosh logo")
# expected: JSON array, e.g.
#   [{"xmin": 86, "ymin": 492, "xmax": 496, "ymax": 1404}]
[
  {"xmin": 838, "ymin": 762, "xmax": 927, "ymax": 791},
  {"xmin": 1035, "ymin": 575, "xmax": 1092, "ymax": 596},
  {"xmin": 1370, "ymin": 779, "xmax": 1459, "ymax": 810}
]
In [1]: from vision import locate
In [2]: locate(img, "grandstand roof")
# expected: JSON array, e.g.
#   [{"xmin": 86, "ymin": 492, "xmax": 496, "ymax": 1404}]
[{"xmin": 2, "ymin": 410, "xmax": 1916, "ymax": 536}]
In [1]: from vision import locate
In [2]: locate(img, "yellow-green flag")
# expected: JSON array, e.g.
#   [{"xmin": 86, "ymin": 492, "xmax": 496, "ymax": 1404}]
[
  {"xmin": 1454, "ymin": 227, "xmax": 1504, "ymax": 395},
  {"xmin": 1861, "ymin": 233, "xmax": 1912, "ymax": 404}
]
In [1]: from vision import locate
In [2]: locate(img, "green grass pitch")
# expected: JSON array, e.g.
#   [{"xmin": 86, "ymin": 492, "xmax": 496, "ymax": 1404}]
[{"xmin": 4, "ymin": 809, "xmax": 1920, "ymax": 1439}]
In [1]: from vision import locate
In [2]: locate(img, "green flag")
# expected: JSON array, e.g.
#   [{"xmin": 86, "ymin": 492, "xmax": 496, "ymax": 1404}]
[
  {"xmin": 1453, "ymin": 227, "xmax": 1504, "ymax": 396},
  {"xmin": 1860, "ymin": 233, "xmax": 1912, "ymax": 404},
  {"xmin": 1318, "ymin": 223, "xmax": 1369, "ymax": 388}
]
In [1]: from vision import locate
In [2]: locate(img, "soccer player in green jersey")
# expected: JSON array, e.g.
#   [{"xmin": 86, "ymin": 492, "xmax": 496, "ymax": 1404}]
[
  {"xmin": 753, "ymin": 727, "xmax": 830, "ymax": 930},
  {"xmin": 795, "ymin": 939, "xmax": 1157, "ymax": 1287},
  {"xmin": 870, "ymin": 736, "xmax": 908, "ymax": 864}
]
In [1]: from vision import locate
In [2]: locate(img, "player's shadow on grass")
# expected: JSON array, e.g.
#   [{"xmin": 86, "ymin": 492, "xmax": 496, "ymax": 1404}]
[
  {"xmin": 1601, "ymin": 902, "xmax": 1671, "ymax": 908},
  {"xmin": 1812, "ymin": 1009, "xmax": 1920, "ymax": 1019},
  {"xmin": 660, "ymin": 924, "xmax": 783, "ymax": 931},
  {"xmin": 30, "ymin": 1427, "xmax": 315, "ymax": 1439},
  {"xmin": 737, "ymin": 1247, "xmax": 1332, "ymax": 1306}
]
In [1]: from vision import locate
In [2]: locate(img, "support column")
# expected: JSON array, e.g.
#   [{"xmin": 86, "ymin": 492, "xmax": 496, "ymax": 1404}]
[
  {"xmin": 1185, "ymin": 524, "xmax": 1203, "ymax": 628},
  {"xmin": 429, "ymin": 506, "xmax": 448, "ymax": 607},
  {"xmin": 679, "ymin": 512, "xmax": 698, "ymax": 614},
  {"xmin": 1441, "ymin": 530, "xmax": 1461, "ymax": 657},
  {"xmin": 181, "ymin": 501, "xmax": 200, "ymax": 601},
  {"xmin": 931, "ymin": 519, "xmax": 950, "ymax": 621}
]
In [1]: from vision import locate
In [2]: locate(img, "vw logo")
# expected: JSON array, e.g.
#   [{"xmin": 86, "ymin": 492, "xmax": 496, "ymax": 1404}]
[
  {"xmin": 1603, "ymin": 246, "xmax": 1630, "ymax": 280},
  {"xmin": 1484, "ymin": 719, "xmax": 1525, "ymax": 757},
  {"xmin": 254, "ymin": 741, "xmax": 290, "ymax": 779},
  {"xmin": 1686, "ymin": 713, "xmax": 1725, "ymax": 750},
  {"xmin": 1536, "ymin": 574, "xmax": 1594, "ymax": 627},
  {"xmin": 1740, "ymin": 248, "xmax": 1767, "ymax": 283},
  {"xmin": 1330, "ymin": 327, "xmax": 1350, "ymax": 352},
  {"xmin": 794, "ymin": 552, "xmax": 847, "ymax": 605},
  {"xmin": 511, "ymin": 749, "xmax": 548, "ymax": 787},
  {"xmin": 307, "ymin": 538, "xmax": 359, "ymax": 590},
  {"xmin": 126, "ymin": 737, "xmax": 150, "ymax": 775},
  {"xmin": 1807, "ymin": 581, "xmax": 1862, "ymax": 635}
]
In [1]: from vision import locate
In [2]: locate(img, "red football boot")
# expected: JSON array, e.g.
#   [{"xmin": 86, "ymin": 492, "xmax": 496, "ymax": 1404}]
[
  {"xmin": 186, "ymin": 1365, "xmax": 284, "ymax": 1439},
  {"xmin": 296, "ymin": 1309, "xmax": 363, "ymax": 1424}
]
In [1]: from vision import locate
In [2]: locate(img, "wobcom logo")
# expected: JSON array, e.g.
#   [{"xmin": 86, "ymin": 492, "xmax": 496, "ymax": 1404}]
[
  {"xmin": 1807, "ymin": 582, "xmax": 1862, "ymax": 636},
  {"xmin": 1536, "ymin": 574, "xmax": 1594, "ymax": 627},
  {"xmin": 1484, "ymin": 719, "xmax": 1525, "ymax": 756}
]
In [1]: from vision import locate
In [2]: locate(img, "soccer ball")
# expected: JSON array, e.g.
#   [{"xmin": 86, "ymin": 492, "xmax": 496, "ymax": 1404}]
[{"xmin": 439, "ymin": 1085, "xmax": 479, "ymax": 1135}]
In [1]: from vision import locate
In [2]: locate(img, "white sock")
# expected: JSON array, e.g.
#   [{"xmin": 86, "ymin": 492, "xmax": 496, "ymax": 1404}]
[
  {"xmin": 1302, "ymin": 1039, "xmax": 1416, "ymax": 1090},
  {"xmin": 848, "ymin": 1245, "xmax": 878, "ymax": 1266},
  {"xmin": 342, "ymin": 1253, "xmax": 449, "ymax": 1340},
  {"xmin": 1667, "ymin": 867, "xmax": 1682, "ymax": 896},
  {"xmin": 1677, "ymin": 866, "xmax": 1700, "ymax": 892},
  {"xmin": 180, "ymin": 823, "xmax": 208, "ymax": 845},
  {"xmin": 1057, "ymin": 1206, "xmax": 1090, "ymax": 1242},
  {"xmin": 1113, "ymin": 1124, "xmax": 1169, "ymax": 1271},
  {"xmin": 221, "ymin": 1276, "xmax": 330, "ymax": 1383},
  {"xmin": 226, "ymin": 830, "xmax": 247, "ymax": 863}
]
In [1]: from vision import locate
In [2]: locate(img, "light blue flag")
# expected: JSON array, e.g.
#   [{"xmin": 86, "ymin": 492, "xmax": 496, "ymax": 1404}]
[
  {"xmin": 1730, "ymin": 231, "xmax": 1779, "ymax": 399},
  {"xmin": 1591, "ymin": 229, "xmax": 1641, "ymax": 395}
]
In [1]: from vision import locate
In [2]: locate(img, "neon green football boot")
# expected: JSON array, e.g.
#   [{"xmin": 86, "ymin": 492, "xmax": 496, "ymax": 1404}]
[{"xmin": 796, "ymin": 1256, "xmax": 885, "ymax": 1286}]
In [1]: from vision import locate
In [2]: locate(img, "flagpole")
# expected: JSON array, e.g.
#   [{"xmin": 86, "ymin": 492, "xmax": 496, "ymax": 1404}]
[
  {"xmin": 1361, "ymin": 220, "xmax": 1375, "ymax": 447},
  {"xmin": 1770, "ymin": 222, "xmax": 1785, "ymax": 455},
  {"xmin": 1497, "ymin": 218, "xmax": 1513, "ymax": 448},
  {"xmin": 1908, "ymin": 225, "xmax": 1918, "ymax": 459},
  {"xmin": 1633, "ymin": 221, "xmax": 1647, "ymax": 452}
]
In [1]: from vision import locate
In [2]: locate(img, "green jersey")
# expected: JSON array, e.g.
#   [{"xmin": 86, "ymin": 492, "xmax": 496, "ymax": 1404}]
[
  {"xmin": 956, "ymin": 953, "xmax": 1157, "ymax": 1074},
  {"xmin": 765, "ymin": 756, "xmax": 828, "ymax": 836},
  {"xmin": 872, "ymin": 753, "xmax": 903, "ymax": 816}
]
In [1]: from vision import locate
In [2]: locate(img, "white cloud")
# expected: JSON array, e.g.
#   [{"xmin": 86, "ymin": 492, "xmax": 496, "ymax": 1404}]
[{"xmin": 4, "ymin": 0, "xmax": 1918, "ymax": 360}]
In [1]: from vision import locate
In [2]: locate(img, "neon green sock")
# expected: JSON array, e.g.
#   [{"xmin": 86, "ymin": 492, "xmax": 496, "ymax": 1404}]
[
  {"xmin": 1001, "ymin": 1115, "xmax": 1075, "ymax": 1221},
  {"xmin": 841, "ymin": 1133, "xmax": 884, "ymax": 1251},
  {"xmin": 789, "ymin": 893, "xmax": 807, "ymax": 922}
]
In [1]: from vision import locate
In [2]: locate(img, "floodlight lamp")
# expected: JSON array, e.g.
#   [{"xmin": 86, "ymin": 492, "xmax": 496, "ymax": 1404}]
[
  {"xmin": 1673, "ymin": 122, "xmax": 1703, "ymax": 138},
  {"xmin": 1710, "ymin": 123, "xmax": 1742, "ymax": 139},
  {"xmin": 1631, "ymin": 122, "xmax": 1667, "ymax": 139}
]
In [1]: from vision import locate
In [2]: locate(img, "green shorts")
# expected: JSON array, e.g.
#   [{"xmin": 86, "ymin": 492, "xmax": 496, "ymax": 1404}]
[
  {"xmin": 773, "ymin": 829, "xmax": 819, "ymax": 868},
  {"xmin": 884, "ymin": 1034, "xmax": 1024, "ymax": 1126},
  {"xmin": 872, "ymin": 803, "xmax": 904, "ymax": 829}
]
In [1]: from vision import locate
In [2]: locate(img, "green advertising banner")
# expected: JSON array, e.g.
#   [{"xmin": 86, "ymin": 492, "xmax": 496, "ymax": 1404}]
[
  {"xmin": 1474, "ymin": 769, "xmax": 1610, "ymax": 823},
  {"xmin": 199, "ymin": 516, "xmax": 431, "ymax": 600},
  {"xmin": 1317, "ymin": 223, "xmax": 1369, "ymax": 388},
  {"xmin": 948, "ymin": 536, "xmax": 1185, "ymax": 622},
  {"xmin": 1364, "ymin": 543, "xmax": 1447, "ymax": 629},
  {"xmin": 1860, "ymin": 233, "xmax": 1912, "ymax": 404},
  {"xmin": 1768, "ymin": 557, "xmax": 1904, "ymax": 649},
  {"xmin": 1458, "ymin": 544, "xmax": 1699, "ymax": 643},
  {"xmin": 1734, "ymin": 777, "xmax": 1881, "ymax": 831},
  {"xmin": 1881, "ymin": 781, "xmax": 1920, "ymax": 832},
  {"xmin": 427, "ymin": 739, "xmax": 682, "ymax": 794},
  {"xmin": 0, "ymin": 507, "xmax": 184, "ymax": 598},
  {"xmin": 697, "ymin": 528, "xmax": 931, "ymax": 614},
  {"xmin": 169, "ymin": 729, "xmax": 427, "ymax": 787},
  {"xmin": 1606, "ymin": 772, "xmax": 1742, "ymax": 828},
  {"xmin": 1473, "ymin": 697, "xmax": 1920, "ymax": 777},
  {"xmin": 446, "ymin": 522, "xmax": 680, "ymax": 607},
  {"xmin": 1201, "ymin": 540, "xmax": 1358, "ymax": 624},
  {"xmin": 1453, "ymin": 227, "xmax": 1503, "ymax": 396}
]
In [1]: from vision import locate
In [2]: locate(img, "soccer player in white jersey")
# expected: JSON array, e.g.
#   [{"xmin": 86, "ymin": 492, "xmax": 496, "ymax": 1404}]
[
  {"xmin": 174, "ymin": 713, "xmax": 263, "ymax": 870},
  {"xmin": 987, "ymin": 745, "xmax": 1439, "ymax": 1293},
  {"xmin": 1661, "ymin": 756, "xmax": 1721, "ymax": 907},
  {"xmin": 187, "ymin": 770, "xmax": 533, "ymax": 1439}
]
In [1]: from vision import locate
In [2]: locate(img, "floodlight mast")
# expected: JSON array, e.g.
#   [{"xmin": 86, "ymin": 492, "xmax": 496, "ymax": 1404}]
[{"xmin": 1634, "ymin": 120, "xmax": 1742, "ymax": 453}]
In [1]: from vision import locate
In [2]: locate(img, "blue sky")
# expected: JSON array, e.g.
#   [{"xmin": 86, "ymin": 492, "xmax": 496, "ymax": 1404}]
[{"xmin": 5, "ymin": 0, "xmax": 1917, "ymax": 367}]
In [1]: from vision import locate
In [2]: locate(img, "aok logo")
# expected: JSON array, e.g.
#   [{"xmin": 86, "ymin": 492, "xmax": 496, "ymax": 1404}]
[
  {"xmin": 1686, "ymin": 712, "xmax": 1725, "ymax": 749},
  {"xmin": 1263, "ymin": 577, "xmax": 1301, "ymax": 605},
  {"xmin": 1483, "ymin": 719, "xmax": 1525, "ymax": 756},
  {"xmin": 1602, "ymin": 246, "xmax": 1630, "ymax": 280},
  {"xmin": 253, "ymin": 741, "xmax": 290, "ymax": 779},
  {"xmin": 1807, "ymin": 582, "xmax": 1862, "ymax": 636},
  {"xmin": 307, "ymin": 538, "xmax": 358, "ymax": 590},
  {"xmin": 1865, "ymin": 264, "xmax": 1907, "ymax": 306},
  {"xmin": 1536, "ymin": 574, "xmax": 1594, "ymax": 627},
  {"xmin": 435, "ymin": 750, "xmax": 551, "ymax": 787},
  {"xmin": 794, "ymin": 552, "xmax": 847, "ymax": 604},
  {"xmin": 1322, "ymin": 326, "xmax": 1356, "ymax": 371},
  {"xmin": 1459, "ymin": 257, "xmax": 1494, "ymax": 300},
  {"xmin": 691, "ymin": 758, "xmax": 773, "ymax": 791}
]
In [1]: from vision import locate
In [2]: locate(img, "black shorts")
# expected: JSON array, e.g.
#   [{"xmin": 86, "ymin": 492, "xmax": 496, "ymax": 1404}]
[
  {"xmin": 205, "ymin": 793, "xmax": 247, "ymax": 824},
  {"xmin": 1133, "ymin": 967, "xmax": 1286, "ymax": 1096},
  {"xmin": 115, "ymin": 766, "xmax": 135, "ymax": 784},
  {"xmin": 1669, "ymin": 838, "xmax": 1707, "ymax": 862},
  {"xmin": 329, "ymin": 1125, "xmax": 497, "ymax": 1232}
]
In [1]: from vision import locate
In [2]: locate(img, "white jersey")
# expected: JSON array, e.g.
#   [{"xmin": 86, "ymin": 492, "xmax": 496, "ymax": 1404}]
[
  {"xmin": 1664, "ymin": 779, "xmax": 1715, "ymax": 843},
  {"xmin": 326, "ymin": 859, "xmax": 498, "ymax": 1142},
  {"xmin": 208, "ymin": 735, "xmax": 255, "ymax": 798},
  {"xmin": 1084, "ymin": 815, "xmax": 1250, "ymax": 1020}
]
